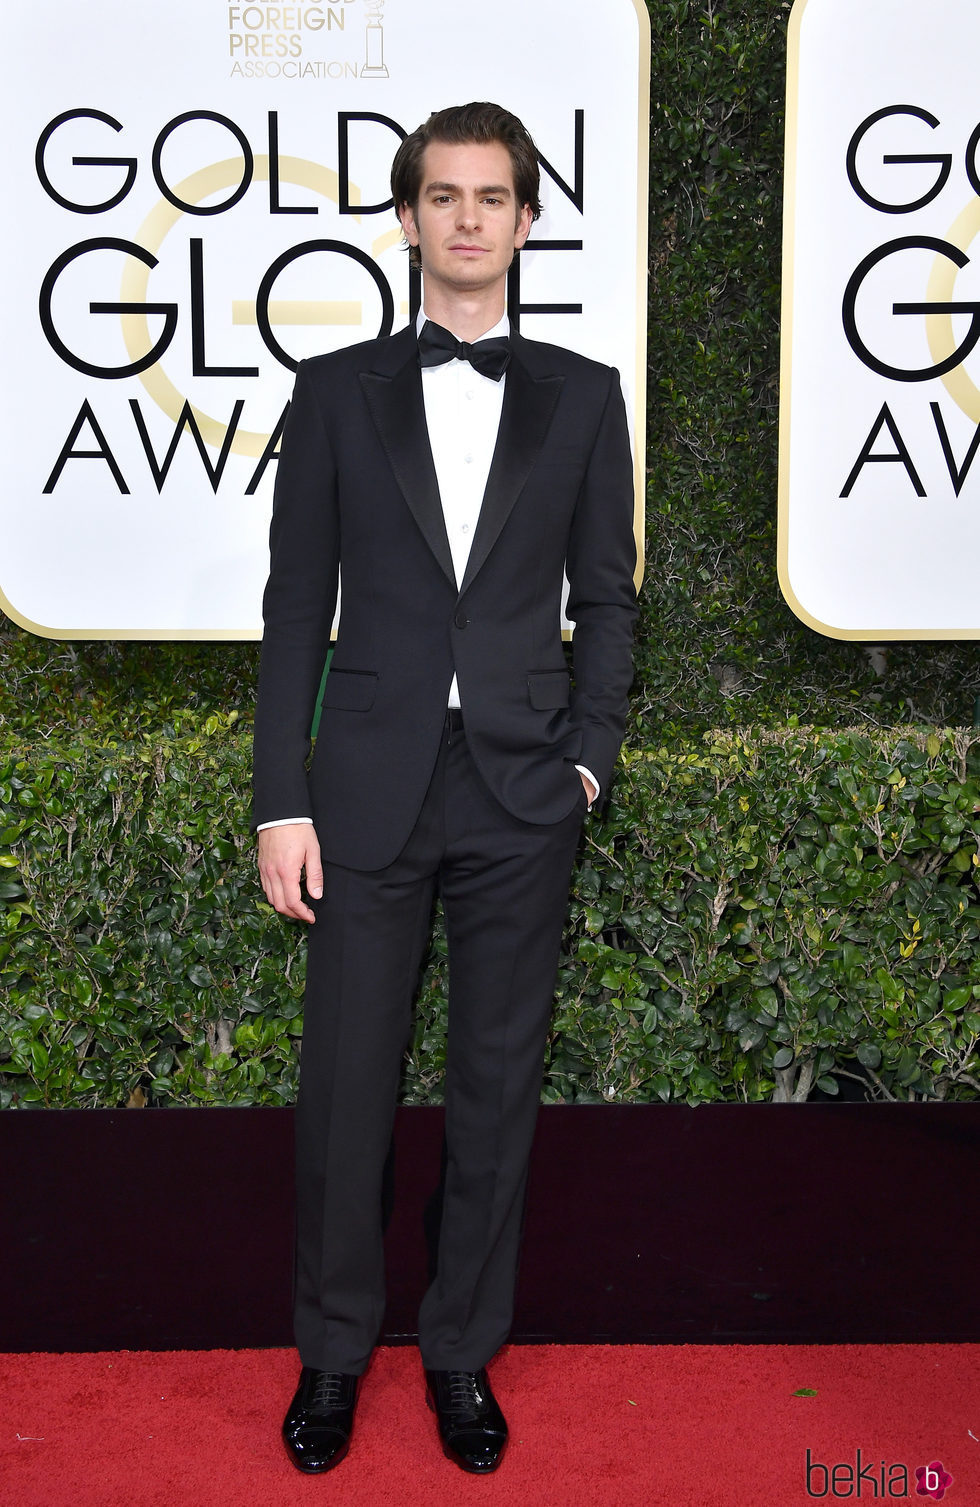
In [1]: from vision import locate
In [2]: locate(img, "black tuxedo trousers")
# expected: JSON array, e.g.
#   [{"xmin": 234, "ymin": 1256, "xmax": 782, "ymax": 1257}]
[{"xmin": 294, "ymin": 713, "xmax": 587, "ymax": 1373}]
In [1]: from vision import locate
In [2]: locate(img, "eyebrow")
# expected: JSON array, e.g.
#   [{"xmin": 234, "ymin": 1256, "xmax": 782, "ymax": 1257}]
[{"xmin": 424, "ymin": 181, "xmax": 513, "ymax": 198}]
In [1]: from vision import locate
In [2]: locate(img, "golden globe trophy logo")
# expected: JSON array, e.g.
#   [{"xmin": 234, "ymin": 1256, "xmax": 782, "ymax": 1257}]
[
  {"xmin": 0, "ymin": 0, "xmax": 648, "ymax": 640},
  {"xmin": 780, "ymin": 0, "xmax": 980, "ymax": 639}
]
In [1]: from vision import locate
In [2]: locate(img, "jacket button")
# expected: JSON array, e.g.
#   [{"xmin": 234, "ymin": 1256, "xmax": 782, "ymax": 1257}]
[{"xmin": 454, "ymin": 610, "xmax": 468, "ymax": 629}]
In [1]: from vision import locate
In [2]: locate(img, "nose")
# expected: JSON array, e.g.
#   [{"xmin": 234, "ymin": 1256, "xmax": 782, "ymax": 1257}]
[{"xmin": 456, "ymin": 195, "xmax": 480, "ymax": 229}]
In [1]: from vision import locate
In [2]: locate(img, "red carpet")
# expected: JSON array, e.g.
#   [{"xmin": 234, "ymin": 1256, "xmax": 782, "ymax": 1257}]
[{"xmin": 2, "ymin": 1344, "xmax": 977, "ymax": 1505}]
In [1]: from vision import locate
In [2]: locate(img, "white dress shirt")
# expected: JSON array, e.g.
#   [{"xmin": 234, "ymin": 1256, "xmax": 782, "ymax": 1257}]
[
  {"xmin": 419, "ymin": 308, "xmax": 507, "ymax": 707},
  {"xmin": 258, "ymin": 308, "xmax": 597, "ymax": 830}
]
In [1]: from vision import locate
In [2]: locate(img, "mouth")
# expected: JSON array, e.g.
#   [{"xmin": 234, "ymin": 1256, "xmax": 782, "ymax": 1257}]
[{"xmin": 449, "ymin": 244, "xmax": 488, "ymax": 254}]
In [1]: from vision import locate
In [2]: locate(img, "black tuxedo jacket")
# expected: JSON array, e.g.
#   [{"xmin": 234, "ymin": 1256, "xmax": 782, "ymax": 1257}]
[{"xmin": 253, "ymin": 323, "xmax": 638, "ymax": 871}]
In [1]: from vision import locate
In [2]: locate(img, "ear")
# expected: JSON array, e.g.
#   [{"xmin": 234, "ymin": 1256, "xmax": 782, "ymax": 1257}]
[
  {"xmin": 514, "ymin": 202, "xmax": 533, "ymax": 251},
  {"xmin": 398, "ymin": 201, "xmax": 420, "ymax": 246}
]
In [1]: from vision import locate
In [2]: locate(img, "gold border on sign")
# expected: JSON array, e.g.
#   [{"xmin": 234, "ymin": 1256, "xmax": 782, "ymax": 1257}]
[
  {"xmin": 778, "ymin": 0, "xmax": 980, "ymax": 640},
  {"xmin": 630, "ymin": 0, "xmax": 651, "ymax": 596},
  {"xmin": 7, "ymin": 0, "xmax": 652, "ymax": 640}
]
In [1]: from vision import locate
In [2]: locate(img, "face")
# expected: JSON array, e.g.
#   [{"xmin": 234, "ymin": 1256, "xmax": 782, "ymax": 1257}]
[{"xmin": 398, "ymin": 139, "xmax": 533, "ymax": 302}]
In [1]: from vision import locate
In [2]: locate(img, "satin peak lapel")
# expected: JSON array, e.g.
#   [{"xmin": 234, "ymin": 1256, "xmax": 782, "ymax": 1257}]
[
  {"xmin": 459, "ymin": 355, "xmax": 564, "ymax": 594},
  {"xmin": 359, "ymin": 353, "xmax": 456, "ymax": 588}
]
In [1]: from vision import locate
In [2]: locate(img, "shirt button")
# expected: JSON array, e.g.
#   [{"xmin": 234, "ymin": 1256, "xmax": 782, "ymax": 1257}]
[
  {"xmin": 464, "ymin": 455, "xmax": 473, "ymax": 464},
  {"xmin": 461, "ymin": 524, "xmax": 470, "ymax": 533}
]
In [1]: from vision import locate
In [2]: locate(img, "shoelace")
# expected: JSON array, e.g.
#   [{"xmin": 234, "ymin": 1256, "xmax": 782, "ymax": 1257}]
[
  {"xmin": 311, "ymin": 1371, "xmax": 347, "ymax": 1411},
  {"xmin": 446, "ymin": 1371, "xmax": 484, "ymax": 1414}
]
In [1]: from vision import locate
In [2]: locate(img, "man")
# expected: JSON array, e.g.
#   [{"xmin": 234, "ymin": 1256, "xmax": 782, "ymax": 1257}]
[{"xmin": 253, "ymin": 101, "xmax": 637, "ymax": 1475}]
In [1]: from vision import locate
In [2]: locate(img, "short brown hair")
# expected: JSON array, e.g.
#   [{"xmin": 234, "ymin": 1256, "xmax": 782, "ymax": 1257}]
[{"xmin": 391, "ymin": 102, "xmax": 542, "ymax": 268}]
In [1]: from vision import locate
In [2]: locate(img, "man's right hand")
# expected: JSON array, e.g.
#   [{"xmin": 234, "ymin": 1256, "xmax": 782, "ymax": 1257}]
[{"xmin": 257, "ymin": 823, "xmax": 323, "ymax": 924}]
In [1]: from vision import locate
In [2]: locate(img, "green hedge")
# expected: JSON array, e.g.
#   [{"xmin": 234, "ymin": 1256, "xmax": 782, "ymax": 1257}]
[{"xmin": 3, "ymin": 726, "xmax": 978, "ymax": 1108}]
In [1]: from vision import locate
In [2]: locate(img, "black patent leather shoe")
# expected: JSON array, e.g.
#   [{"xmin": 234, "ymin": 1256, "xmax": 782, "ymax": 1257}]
[
  {"xmin": 425, "ymin": 1366, "xmax": 508, "ymax": 1473},
  {"xmin": 282, "ymin": 1367, "xmax": 360, "ymax": 1473}
]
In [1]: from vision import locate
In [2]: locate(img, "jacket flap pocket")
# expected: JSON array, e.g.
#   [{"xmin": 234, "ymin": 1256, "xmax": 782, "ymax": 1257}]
[
  {"xmin": 527, "ymin": 670, "xmax": 570, "ymax": 710},
  {"xmin": 321, "ymin": 669, "xmax": 378, "ymax": 712}
]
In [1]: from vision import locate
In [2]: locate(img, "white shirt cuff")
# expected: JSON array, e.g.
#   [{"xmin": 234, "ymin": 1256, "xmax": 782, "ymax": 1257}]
[{"xmin": 574, "ymin": 765, "xmax": 600, "ymax": 810}]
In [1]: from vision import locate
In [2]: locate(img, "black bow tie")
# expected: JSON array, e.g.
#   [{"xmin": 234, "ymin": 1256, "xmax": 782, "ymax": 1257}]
[{"xmin": 417, "ymin": 320, "xmax": 511, "ymax": 381}]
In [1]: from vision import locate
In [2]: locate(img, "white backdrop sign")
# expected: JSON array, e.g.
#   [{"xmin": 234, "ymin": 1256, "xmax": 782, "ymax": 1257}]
[
  {"xmin": 781, "ymin": 0, "xmax": 980, "ymax": 638},
  {"xmin": 1, "ymin": 0, "xmax": 649, "ymax": 639}
]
